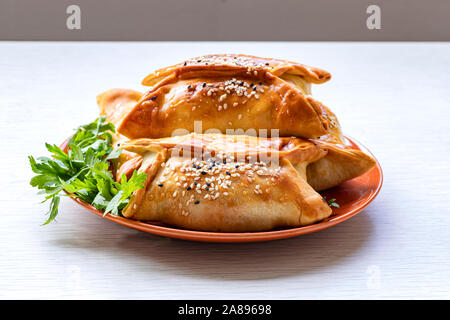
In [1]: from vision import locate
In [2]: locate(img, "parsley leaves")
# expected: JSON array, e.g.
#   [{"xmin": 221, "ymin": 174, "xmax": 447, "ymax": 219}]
[
  {"xmin": 29, "ymin": 117, "xmax": 147, "ymax": 225},
  {"xmin": 326, "ymin": 198, "xmax": 340, "ymax": 208}
]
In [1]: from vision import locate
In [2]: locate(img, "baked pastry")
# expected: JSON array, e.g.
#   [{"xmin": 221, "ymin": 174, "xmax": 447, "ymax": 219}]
[
  {"xmin": 116, "ymin": 133, "xmax": 332, "ymax": 232},
  {"xmin": 97, "ymin": 88, "xmax": 143, "ymax": 127},
  {"xmin": 29, "ymin": 53, "xmax": 378, "ymax": 233},
  {"xmin": 307, "ymin": 138, "xmax": 377, "ymax": 191},
  {"xmin": 98, "ymin": 86, "xmax": 376, "ymax": 192},
  {"xmin": 307, "ymin": 100, "xmax": 377, "ymax": 190},
  {"xmin": 116, "ymin": 54, "xmax": 332, "ymax": 139},
  {"xmin": 97, "ymin": 88, "xmax": 145, "ymax": 172},
  {"xmin": 94, "ymin": 55, "xmax": 377, "ymax": 233}
]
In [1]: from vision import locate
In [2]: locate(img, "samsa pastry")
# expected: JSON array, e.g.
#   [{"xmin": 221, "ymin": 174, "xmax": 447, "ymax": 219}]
[
  {"xmin": 306, "ymin": 100, "xmax": 377, "ymax": 191},
  {"xmin": 98, "ymin": 84, "xmax": 377, "ymax": 192},
  {"xmin": 117, "ymin": 133, "xmax": 333, "ymax": 232},
  {"xmin": 97, "ymin": 88, "xmax": 144, "ymax": 174},
  {"xmin": 117, "ymin": 54, "xmax": 333, "ymax": 139},
  {"xmin": 307, "ymin": 139, "xmax": 377, "ymax": 191},
  {"xmin": 97, "ymin": 88, "xmax": 143, "ymax": 127}
]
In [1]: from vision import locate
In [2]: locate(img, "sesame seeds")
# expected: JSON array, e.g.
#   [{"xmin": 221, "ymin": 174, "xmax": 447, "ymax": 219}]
[
  {"xmin": 177, "ymin": 57, "xmax": 277, "ymax": 128},
  {"xmin": 183, "ymin": 55, "xmax": 271, "ymax": 74},
  {"xmin": 198, "ymin": 77, "xmax": 264, "ymax": 108},
  {"xmin": 154, "ymin": 149, "xmax": 282, "ymax": 217},
  {"xmin": 181, "ymin": 210, "xmax": 189, "ymax": 216},
  {"xmin": 254, "ymin": 184, "xmax": 263, "ymax": 194}
]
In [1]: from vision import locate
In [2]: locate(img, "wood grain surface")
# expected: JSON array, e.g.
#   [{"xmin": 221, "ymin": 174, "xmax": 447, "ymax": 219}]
[{"xmin": 1, "ymin": 42, "xmax": 449, "ymax": 299}]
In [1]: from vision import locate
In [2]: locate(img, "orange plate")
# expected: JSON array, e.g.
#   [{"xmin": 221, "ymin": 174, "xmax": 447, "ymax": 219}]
[{"xmin": 62, "ymin": 136, "xmax": 382, "ymax": 243}]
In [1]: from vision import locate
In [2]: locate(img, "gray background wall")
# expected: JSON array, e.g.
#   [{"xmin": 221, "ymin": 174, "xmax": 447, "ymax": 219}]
[{"xmin": 0, "ymin": 0, "xmax": 449, "ymax": 41}]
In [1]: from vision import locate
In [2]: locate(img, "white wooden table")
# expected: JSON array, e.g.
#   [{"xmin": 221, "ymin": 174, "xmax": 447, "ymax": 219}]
[{"xmin": 1, "ymin": 42, "xmax": 450, "ymax": 299}]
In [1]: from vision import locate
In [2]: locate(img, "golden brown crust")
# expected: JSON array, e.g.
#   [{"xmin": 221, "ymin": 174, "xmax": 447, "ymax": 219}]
[
  {"xmin": 115, "ymin": 54, "xmax": 332, "ymax": 139},
  {"xmin": 122, "ymin": 133, "xmax": 327, "ymax": 165},
  {"xmin": 142, "ymin": 54, "xmax": 331, "ymax": 86},
  {"xmin": 307, "ymin": 137, "xmax": 377, "ymax": 191},
  {"xmin": 99, "ymin": 88, "xmax": 375, "ymax": 194},
  {"xmin": 307, "ymin": 98, "xmax": 344, "ymax": 144},
  {"xmin": 97, "ymin": 88, "xmax": 143, "ymax": 126},
  {"xmin": 97, "ymin": 56, "xmax": 376, "ymax": 221},
  {"xmin": 115, "ymin": 151, "xmax": 143, "ymax": 182},
  {"xmin": 299, "ymin": 99, "xmax": 376, "ymax": 191},
  {"xmin": 97, "ymin": 89, "xmax": 144, "ymax": 176},
  {"xmin": 119, "ymin": 134, "xmax": 331, "ymax": 232},
  {"xmin": 118, "ymin": 74, "xmax": 328, "ymax": 139}
]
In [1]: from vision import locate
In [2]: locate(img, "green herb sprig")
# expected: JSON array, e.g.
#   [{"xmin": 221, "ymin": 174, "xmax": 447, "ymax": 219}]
[
  {"xmin": 29, "ymin": 117, "xmax": 147, "ymax": 225},
  {"xmin": 326, "ymin": 198, "xmax": 340, "ymax": 208}
]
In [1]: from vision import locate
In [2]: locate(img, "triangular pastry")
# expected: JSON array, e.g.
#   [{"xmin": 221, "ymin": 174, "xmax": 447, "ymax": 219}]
[
  {"xmin": 306, "ymin": 101, "xmax": 377, "ymax": 190},
  {"xmin": 117, "ymin": 54, "xmax": 332, "ymax": 139},
  {"xmin": 97, "ymin": 88, "xmax": 144, "ymax": 173},
  {"xmin": 117, "ymin": 133, "xmax": 332, "ymax": 232},
  {"xmin": 97, "ymin": 88, "xmax": 143, "ymax": 127}
]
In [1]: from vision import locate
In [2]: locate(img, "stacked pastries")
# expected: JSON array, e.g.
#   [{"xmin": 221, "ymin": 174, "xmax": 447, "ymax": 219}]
[{"xmin": 97, "ymin": 54, "xmax": 376, "ymax": 232}]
